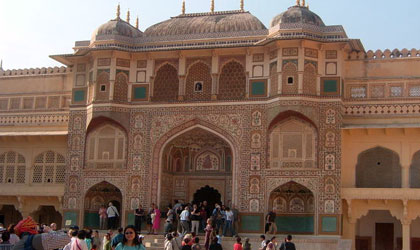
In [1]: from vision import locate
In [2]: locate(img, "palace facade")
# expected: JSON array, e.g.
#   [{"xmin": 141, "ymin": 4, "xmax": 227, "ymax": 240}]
[{"xmin": 1, "ymin": 1, "xmax": 420, "ymax": 249}]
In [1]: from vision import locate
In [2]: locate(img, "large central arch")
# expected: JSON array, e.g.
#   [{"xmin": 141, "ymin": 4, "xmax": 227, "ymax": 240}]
[{"xmin": 152, "ymin": 120, "xmax": 238, "ymax": 209}]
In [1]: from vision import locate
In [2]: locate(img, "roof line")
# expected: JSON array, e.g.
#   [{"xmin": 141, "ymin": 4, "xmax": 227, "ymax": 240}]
[{"xmin": 173, "ymin": 10, "xmax": 249, "ymax": 18}]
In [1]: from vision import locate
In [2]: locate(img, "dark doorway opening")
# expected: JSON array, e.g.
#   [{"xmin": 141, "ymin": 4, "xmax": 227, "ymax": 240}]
[
  {"xmin": 375, "ymin": 223, "xmax": 394, "ymax": 250},
  {"xmin": 193, "ymin": 185, "xmax": 222, "ymax": 210},
  {"xmin": 84, "ymin": 181, "xmax": 122, "ymax": 229}
]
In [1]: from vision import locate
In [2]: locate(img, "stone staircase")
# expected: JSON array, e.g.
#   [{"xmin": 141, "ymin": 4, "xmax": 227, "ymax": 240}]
[
  {"xmin": 140, "ymin": 234, "xmax": 352, "ymax": 250},
  {"xmin": 95, "ymin": 231, "xmax": 351, "ymax": 250}
]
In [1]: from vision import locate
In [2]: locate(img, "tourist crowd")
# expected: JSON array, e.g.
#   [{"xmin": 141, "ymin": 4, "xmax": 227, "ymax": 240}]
[{"xmin": 0, "ymin": 200, "xmax": 296, "ymax": 250}]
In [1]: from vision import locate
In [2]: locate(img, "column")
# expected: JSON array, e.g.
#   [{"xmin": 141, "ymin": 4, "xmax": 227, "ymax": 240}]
[
  {"xmin": 92, "ymin": 59, "xmax": 98, "ymax": 101},
  {"xmin": 109, "ymin": 58, "xmax": 116, "ymax": 101},
  {"xmin": 402, "ymin": 165, "xmax": 410, "ymax": 188},
  {"xmin": 277, "ymin": 49, "xmax": 283, "ymax": 95},
  {"xmin": 211, "ymin": 74, "xmax": 218, "ymax": 100},
  {"xmin": 178, "ymin": 76, "xmax": 185, "ymax": 101},
  {"xmin": 318, "ymin": 46, "xmax": 324, "ymax": 96},
  {"xmin": 211, "ymin": 51, "xmax": 219, "ymax": 100},
  {"xmin": 349, "ymin": 219, "xmax": 357, "ymax": 250},
  {"xmin": 402, "ymin": 220, "xmax": 411, "ymax": 250},
  {"xmin": 298, "ymin": 47, "xmax": 304, "ymax": 94}
]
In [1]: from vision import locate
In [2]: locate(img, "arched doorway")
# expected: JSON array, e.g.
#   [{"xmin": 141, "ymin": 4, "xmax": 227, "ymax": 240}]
[
  {"xmin": 193, "ymin": 185, "xmax": 222, "ymax": 209},
  {"xmin": 159, "ymin": 127, "xmax": 233, "ymax": 209},
  {"xmin": 356, "ymin": 210, "xmax": 402, "ymax": 250},
  {"xmin": 84, "ymin": 181, "xmax": 122, "ymax": 228},
  {"xmin": 0, "ymin": 205, "xmax": 22, "ymax": 226},
  {"xmin": 269, "ymin": 181, "xmax": 315, "ymax": 234},
  {"xmin": 31, "ymin": 206, "xmax": 62, "ymax": 229}
]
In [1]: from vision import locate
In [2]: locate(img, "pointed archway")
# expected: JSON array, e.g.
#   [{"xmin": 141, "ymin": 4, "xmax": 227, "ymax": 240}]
[
  {"xmin": 158, "ymin": 126, "xmax": 233, "ymax": 209},
  {"xmin": 31, "ymin": 206, "xmax": 62, "ymax": 229},
  {"xmin": 269, "ymin": 181, "xmax": 315, "ymax": 234},
  {"xmin": 84, "ymin": 181, "xmax": 122, "ymax": 228},
  {"xmin": 193, "ymin": 185, "xmax": 222, "ymax": 210},
  {"xmin": 0, "ymin": 205, "xmax": 22, "ymax": 226}
]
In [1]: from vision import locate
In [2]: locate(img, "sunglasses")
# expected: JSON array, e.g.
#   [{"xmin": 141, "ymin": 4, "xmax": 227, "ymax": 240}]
[{"xmin": 125, "ymin": 231, "xmax": 135, "ymax": 235}]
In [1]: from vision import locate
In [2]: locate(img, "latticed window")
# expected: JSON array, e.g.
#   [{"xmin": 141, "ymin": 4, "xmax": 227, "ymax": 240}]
[
  {"xmin": 390, "ymin": 86, "xmax": 403, "ymax": 97},
  {"xmin": 409, "ymin": 85, "xmax": 420, "ymax": 97},
  {"xmin": 32, "ymin": 151, "xmax": 66, "ymax": 184},
  {"xmin": 350, "ymin": 86, "xmax": 367, "ymax": 98},
  {"xmin": 0, "ymin": 151, "xmax": 26, "ymax": 184},
  {"xmin": 86, "ymin": 125, "xmax": 127, "ymax": 169},
  {"xmin": 270, "ymin": 119, "xmax": 316, "ymax": 169}
]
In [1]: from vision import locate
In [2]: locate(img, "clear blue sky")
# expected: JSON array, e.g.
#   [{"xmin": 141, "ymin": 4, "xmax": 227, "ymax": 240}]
[{"xmin": 0, "ymin": 0, "xmax": 419, "ymax": 69}]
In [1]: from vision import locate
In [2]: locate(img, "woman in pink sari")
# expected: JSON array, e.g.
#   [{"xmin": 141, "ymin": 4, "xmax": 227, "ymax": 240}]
[{"xmin": 152, "ymin": 204, "xmax": 161, "ymax": 234}]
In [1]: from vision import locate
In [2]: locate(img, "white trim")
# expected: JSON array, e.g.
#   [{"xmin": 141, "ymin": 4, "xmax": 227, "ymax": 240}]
[
  {"xmin": 0, "ymin": 131, "xmax": 67, "ymax": 136},
  {"xmin": 70, "ymin": 96, "xmax": 343, "ymax": 111}
]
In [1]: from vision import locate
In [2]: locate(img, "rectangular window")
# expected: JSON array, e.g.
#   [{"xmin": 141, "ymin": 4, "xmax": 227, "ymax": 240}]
[
  {"xmin": 321, "ymin": 77, "xmax": 340, "ymax": 96},
  {"xmin": 249, "ymin": 79, "xmax": 267, "ymax": 97},
  {"xmin": 73, "ymin": 89, "xmax": 86, "ymax": 103},
  {"xmin": 132, "ymin": 85, "xmax": 149, "ymax": 101}
]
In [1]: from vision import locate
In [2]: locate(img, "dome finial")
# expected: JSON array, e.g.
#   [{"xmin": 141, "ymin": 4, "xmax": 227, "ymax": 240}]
[
  {"xmin": 135, "ymin": 16, "xmax": 139, "ymax": 29},
  {"xmin": 126, "ymin": 9, "xmax": 130, "ymax": 23},
  {"xmin": 211, "ymin": 0, "xmax": 214, "ymax": 13},
  {"xmin": 296, "ymin": 0, "xmax": 300, "ymax": 6},
  {"xmin": 116, "ymin": 3, "xmax": 121, "ymax": 20},
  {"xmin": 240, "ymin": 0, "xmax": 244, "ymax": 11},
  {"xmin": 182, "ymin": 0, "xmax": 186, "ymax": 15},
  {"xmin": 301, "ymin": 0, "xmax": 306, "ymax": 7}
]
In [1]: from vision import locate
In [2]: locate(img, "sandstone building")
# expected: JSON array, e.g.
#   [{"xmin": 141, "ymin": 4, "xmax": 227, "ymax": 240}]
[{"xmin": 1, "ymin": 1, "xmax": 420, "ymax": 249}]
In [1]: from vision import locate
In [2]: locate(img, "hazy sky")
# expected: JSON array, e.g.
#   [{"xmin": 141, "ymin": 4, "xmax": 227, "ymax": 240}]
[{"xmin": 0, "ymin": 0, "xmax": 419, "ymax": 69}]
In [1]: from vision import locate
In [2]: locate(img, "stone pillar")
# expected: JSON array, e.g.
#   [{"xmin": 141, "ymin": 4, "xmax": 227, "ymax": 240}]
[
  {"xmin": 92, "ymin": 59, "xmax": 98, "ymax": 101},
  {"xmin": 211, "ymin": 74, "xmax": 218, "ymax": 100},
  {"xmin": 178, "ymin": 76, "xmax": 185, "ymax": 101},
  {"xmin": 316, "ymin": 77, "xmax": 321, "ymax": 96},
  {"xmin": 298, "ymin": 47, "xmax": 304, "ymax": 94},
  {"xmin": 109, "ymin": 58, "xmax": 117, "ymax": 101},
  {"xmin": 402, "ymin": 220, "xmax": 411, "ymax": 250},
  {"xmin": 349, "ymin": 219, "xmax": 357, "ymax": 250},
  {"xmin": 402, "ymin": 165, "xmax": 410, "ymax": 188},
  {"xmin": 277, "ymin": 49, "xmax": 283, "ymax": 95}
]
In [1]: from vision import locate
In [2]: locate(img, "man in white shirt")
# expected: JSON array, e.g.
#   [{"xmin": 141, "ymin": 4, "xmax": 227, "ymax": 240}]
[
  {"xmin": 222, "ymin": 207, "xmax": 236, "ymax": 237},
  {"xmin": 107, "ymin": 202, "xmax": 119, "ymax": 230},
  {"xmin": 179, "ymin": 206, "xmax": 190, "ymax": 235}
]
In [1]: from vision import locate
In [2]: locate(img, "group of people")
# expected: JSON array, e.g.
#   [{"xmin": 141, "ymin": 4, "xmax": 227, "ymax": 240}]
[
  {"xmin": 131, "ymin": 200, "xmax": 240, "ymax": 238},
  {"xmin": 0, "ymin": 217, "xmax": 150, "ymax": 250},
  {"xmin": 0, "ymin": 217, "xmax": 70, "ymax": 249},
  {"xmin": 98, "ymin": 202, "xmax": 120, "ymax": 230},
  {"xmin": 163, "ymin": 201, "xmax": 239, "ymax": 238},
  {"xmin": 259, "ymin": 235, "xmax": 296, "ymax": 250}
]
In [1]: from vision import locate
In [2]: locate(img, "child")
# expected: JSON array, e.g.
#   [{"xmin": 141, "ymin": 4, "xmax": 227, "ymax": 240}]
[
  {"xmin": 243, "ymin": 238, "xmax": 251, "ymax": 250},
  {"xmin": 234, "ymin": 237, "xmax": 243, "ymax": 250}
]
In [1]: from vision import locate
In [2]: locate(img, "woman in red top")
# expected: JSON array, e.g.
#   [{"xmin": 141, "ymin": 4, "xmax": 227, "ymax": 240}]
[{"xmin": 234, "ymin": 237, "xmax": 243, "ymax": 250}]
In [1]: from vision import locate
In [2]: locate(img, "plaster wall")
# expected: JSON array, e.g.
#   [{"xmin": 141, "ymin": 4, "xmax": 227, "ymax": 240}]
[
  {"xmin": 0, "ymin": 75, "xmax": 71, "ymax": 95},
  {"xmin": 341, "ymin": 128, "xmax": 420, "ymax": 187},
  {"xmin": 344, "ymin": 59, "xmax": 420, "ymax": 79}
]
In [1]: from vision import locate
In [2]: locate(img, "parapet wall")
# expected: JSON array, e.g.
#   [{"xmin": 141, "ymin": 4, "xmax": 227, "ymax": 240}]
[
  {"xmin": 0, "ymin": 66, "xmax": 71, "ymax": 77},
  {"xmin": 348, "ymin": 48, "xmax": 420, "ymax": 60}
]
